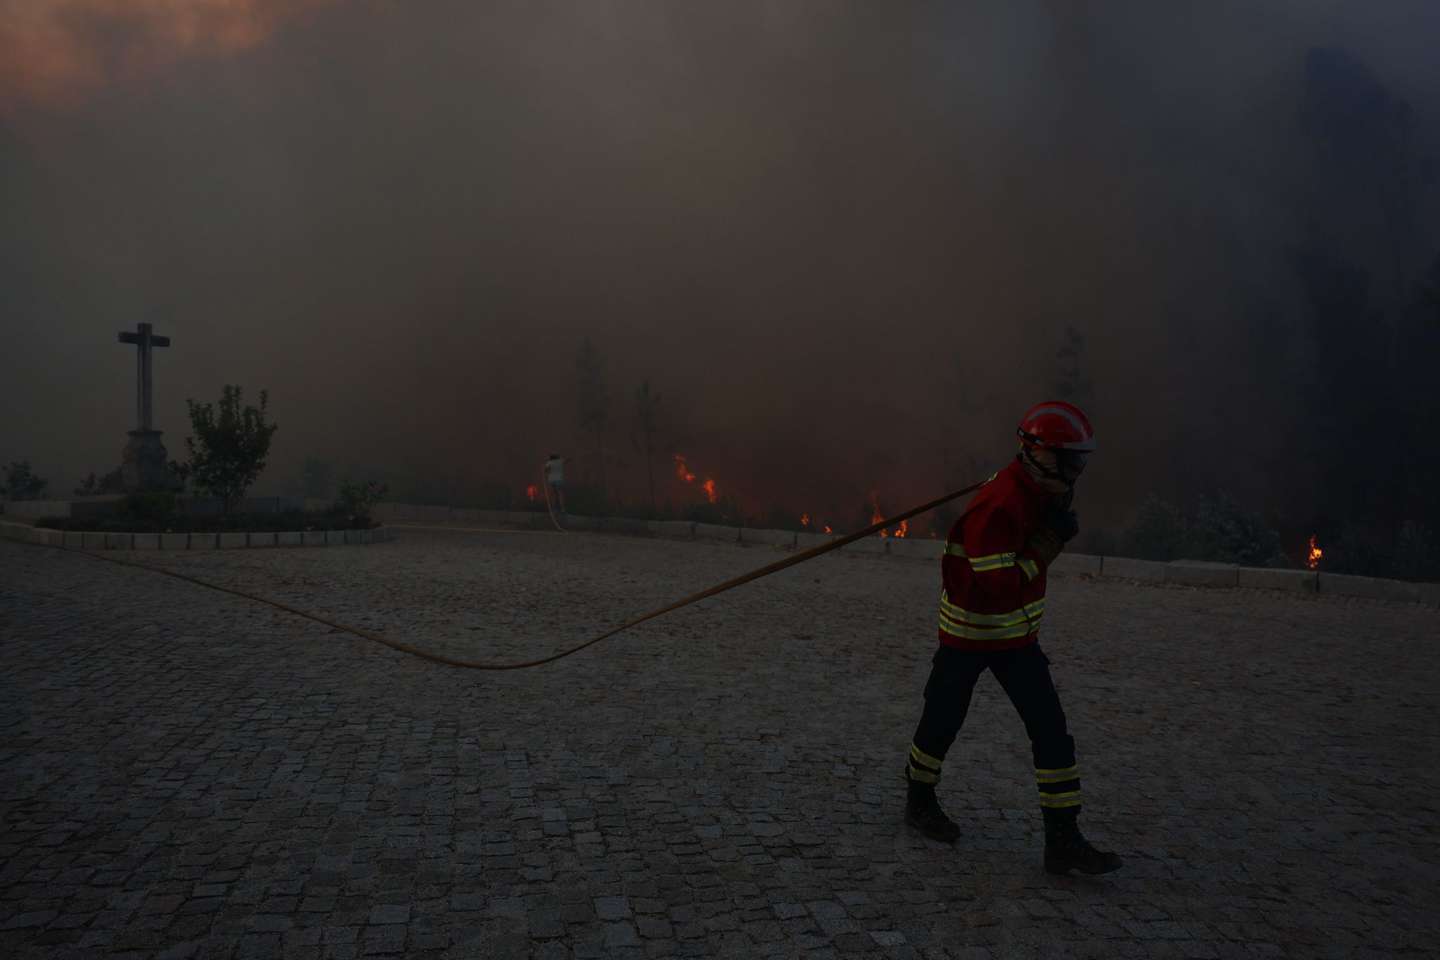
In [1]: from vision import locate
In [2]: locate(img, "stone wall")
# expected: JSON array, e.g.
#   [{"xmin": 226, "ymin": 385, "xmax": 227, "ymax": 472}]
[{"xmin": 6, "ymin": 499, "xmax": 1435, "ymax": 604}]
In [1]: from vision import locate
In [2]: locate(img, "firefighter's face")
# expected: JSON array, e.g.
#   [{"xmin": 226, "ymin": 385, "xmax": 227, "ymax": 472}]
[{"xmin": 1026, "ymin": 446, "xmax": 1082, "ymax": 492}]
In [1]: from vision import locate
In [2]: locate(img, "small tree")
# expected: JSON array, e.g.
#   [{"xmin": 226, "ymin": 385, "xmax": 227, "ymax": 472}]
[
  {"xmin": 333, "ymin": 480, "xmax": 388, "ymax": 527},
  {"xmin": 1, "ymin": 460, "xmax": 49, "ymax": 500},
  {"xmin": 74, "ymin": 468, "xmax": 125, "ymax": 496},
  {"xmin": 185, "ymin": 386, "xmax": 279, "ymax": 513}
]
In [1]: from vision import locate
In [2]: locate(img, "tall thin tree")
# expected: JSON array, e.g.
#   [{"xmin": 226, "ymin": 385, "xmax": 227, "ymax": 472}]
[
  {"xmin": 633, "ymin": 379, "xmax": 662, "ymax": 516},
  {"xmin": 576, "ymin": 337, "xmax": 609, "ymax": 500}
]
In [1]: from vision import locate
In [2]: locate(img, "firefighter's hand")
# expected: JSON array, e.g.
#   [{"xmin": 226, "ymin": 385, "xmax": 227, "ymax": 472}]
[
  {"xmin": 1044, "ymin": 502, "xmax": 1079, "ymax": 543},
  {"xmin": 1026, "ymin": 528, "xmax": 1064, "ymax": 567}
]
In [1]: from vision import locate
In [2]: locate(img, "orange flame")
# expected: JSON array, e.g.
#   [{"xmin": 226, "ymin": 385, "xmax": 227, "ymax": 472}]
[
  {"xmin": 525, "ymin": 484, "xmax": 538, "ymax": 502},
  {"xmin": 1, "ymin": 0, "xmax": 344, "ymax": 113},
  {"xmin": 894, "ymin": 520, "xmax": 908, "ymax": 539},
  {"xmin": 871, "ymin": 496, "xmax": 887, "ymax": 538},
  {"xmin": 1307, "ymin": 534, "xmax": 1323, "ymax": 570},
  {"xmin": 800, "ymin": 513, "xmax": 810, "ymax": 528},
  {"xmin": 673, "ymin": 454, "xmax": 696, "ymax": 484},
  {"xmin": 824, "ymin": 525, "xmax": 833, "ymax": 534},
  {"xmin": 702, "ymin": 479, "xmax": 717, "ymax": 504}
]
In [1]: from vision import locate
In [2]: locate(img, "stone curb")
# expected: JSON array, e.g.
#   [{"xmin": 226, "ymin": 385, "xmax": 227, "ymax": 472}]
[
  {"xmin": 18, "ymin": 500, "xmax": 1429, "ymax": 605},
  {"xmin": 0, "ymin": 520, "xmax": 391, "ymax": 552}
]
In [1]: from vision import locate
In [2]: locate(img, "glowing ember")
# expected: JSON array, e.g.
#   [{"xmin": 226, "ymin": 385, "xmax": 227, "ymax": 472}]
[
  {"xmin": 893, "ymin": 520, "xmax": 908, "ymax": 539},
  {"xmin": 800, "ymin": 513, "xmax": 811, "ymax": 528},
  {"xmin": 525, "ymin": 484, "xmax": 538, "ymax": 502},
  {"xmin": 1307, "ymin": 534, "xmax": 1323, "ymax": 570},
  {"xmin": 702, "ymin": 479, "xmax": 717, "ymax": 504},
  {"xmin": 673, "ymin": 454, "xmax": 696, "ymax": 484},
  {"xmin": 824, "ymin": 525, "xmax": 833, "ymax": 534}
]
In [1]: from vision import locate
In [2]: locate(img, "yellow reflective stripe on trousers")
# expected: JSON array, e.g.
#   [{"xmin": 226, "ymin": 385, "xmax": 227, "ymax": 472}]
[
  {"xmin": 1035, "ymin": 766, "xmax": 1080, "ymax": 784},
  {"xmin": 1038, "ymin": 791, "xmax": 1082, "ymax": 808},
  {"xmin": 910, "ymin": 743, "xmax": 943, "ymax": 771}
]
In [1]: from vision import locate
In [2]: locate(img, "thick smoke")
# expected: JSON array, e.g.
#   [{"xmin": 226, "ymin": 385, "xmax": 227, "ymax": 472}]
[{"xmin": 2, "ymin": 1, "xmax": 1438, "ymax": 547}]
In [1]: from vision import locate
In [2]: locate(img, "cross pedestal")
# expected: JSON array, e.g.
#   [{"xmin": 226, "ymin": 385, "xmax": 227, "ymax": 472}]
[{"xmin": 117, "ymin": 322, "xmax": 175, "ymax": 492}]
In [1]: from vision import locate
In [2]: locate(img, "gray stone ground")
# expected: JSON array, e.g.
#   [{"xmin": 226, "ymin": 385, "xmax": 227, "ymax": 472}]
[{"xmin": 2, "ymin": 528, "xmax": 1438, "ymax": 960}]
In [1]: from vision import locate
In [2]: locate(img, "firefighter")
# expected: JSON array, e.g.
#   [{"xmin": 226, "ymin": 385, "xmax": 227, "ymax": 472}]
[
  {"xmin": 903, "ymin": 400, "xmax": 1122, "ymax": 875},
  {"xmin": 544, "ymin": 453, "xmax": 566, "ymax": 514}
]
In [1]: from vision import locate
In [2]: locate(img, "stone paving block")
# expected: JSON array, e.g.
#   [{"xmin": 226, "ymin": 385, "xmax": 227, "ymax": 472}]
[
  {"xmin": 82, "ymin": 531, "xmax": 108, "ymax": 550},
  {"xmin": 131, "ymin": 533, "xmax": 160, "ymax": 550},
  {"xmin": 694, "ymin": 523, "xmax": 740, "ymax": 542},
  {"xmin": 62, "ymin": 531, "xmax": 84, "ymax": 549},
  {"xmin": 105, "ymin": 532, "xmax": 133, "ymax": 550},
  {"xmin": 248, "ymin": 532, "xmax": 277, "ymax": 548},
  {"xmin": 1238, "ymin": 567, "xmax": 1317, "ymax": 594},
  {"xmin": 303, "ymin": 531, "xmax": 326, "ymax": 546},
  {"xmin": 344, "ymin": 529, "xmax": 362, "ymax": 545},
  {"xmin": 1050, "ymin": 552, "xmax": 1102, "ymax": 576},
  {"xmin": 326, "ymin": 530, "xmax": 347, "ymax": 546},
  {"xmin": 159, "ymin": 533, "xmax": 189, "ymax": 550},
  {"xmin": 1166, "ymin": 561, "xmax": 1239, "ymax": 587},
  {"xmin": 1100, "ymin": 555, "xmax": 1165, "ymax": 580},
  {"xmin": 277, "ymin": 532, "xmax": 303, "ymax": 547},
  {"xmin": 218, "ymin": 532, "xmax": 248, "ymax": 549},
  {"xmin": 3, "ymin": 527, "xmax": 1438, "ymax": 960},
  {"xmin": 358, "ymin": 529, "xmax": 374, "ymax": 544},
  {"xmin": 189, "ymin": 533, "xmax": 217, "ymax": 549}
]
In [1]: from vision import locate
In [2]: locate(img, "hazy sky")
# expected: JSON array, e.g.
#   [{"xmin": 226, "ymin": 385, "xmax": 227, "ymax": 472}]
[{"xmin": 3, "ymin": 1, "xmax": 1438, "ymax": 532}]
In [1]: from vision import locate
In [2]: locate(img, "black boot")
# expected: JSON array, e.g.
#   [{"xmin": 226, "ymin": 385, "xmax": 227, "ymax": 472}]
[
  {"xmin": 1042, "ymin": 808, "xmax": 1122, "ymax": 875},
  {"xmin": 904, "ymin": 769, "xmax": 961, "ymax": 843}
]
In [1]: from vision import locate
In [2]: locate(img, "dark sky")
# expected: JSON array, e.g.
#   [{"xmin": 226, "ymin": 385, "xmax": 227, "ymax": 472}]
[{"xmin": 3, "ymin": 1, "xmax": 1438, "ymax": 534}]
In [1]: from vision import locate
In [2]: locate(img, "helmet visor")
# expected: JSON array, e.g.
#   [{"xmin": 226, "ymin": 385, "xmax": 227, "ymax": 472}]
[{"xmin": 1056, "ymin": 450, "xmax": 1089, "ymax": 483}]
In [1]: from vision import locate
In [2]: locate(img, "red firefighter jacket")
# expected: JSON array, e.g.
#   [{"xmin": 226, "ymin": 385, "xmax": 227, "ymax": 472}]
[{"xmin": 938, "ymin": 459, "xmax": 1054, "ymax": 651}]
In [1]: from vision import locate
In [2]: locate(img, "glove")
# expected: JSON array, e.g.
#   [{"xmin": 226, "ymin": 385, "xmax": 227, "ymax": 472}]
[
  {"xmin": 1026, "ymin": 527, "xmax": 1064, "ymax": 567},
  {"xmin": 1044, "ymin": 501, "xmax": 1079, "ymax": 544}
]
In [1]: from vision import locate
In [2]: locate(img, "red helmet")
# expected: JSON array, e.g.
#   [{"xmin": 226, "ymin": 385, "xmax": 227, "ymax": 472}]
[{"xmin": 1017, "ymin": 400, "xmax": 1096, "ymax": 453}]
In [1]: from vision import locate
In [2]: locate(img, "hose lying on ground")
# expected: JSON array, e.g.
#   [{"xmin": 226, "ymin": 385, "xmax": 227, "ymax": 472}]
[{"xmin": 50, "ymin": 478, "xmax": 988, "ymax": 670}]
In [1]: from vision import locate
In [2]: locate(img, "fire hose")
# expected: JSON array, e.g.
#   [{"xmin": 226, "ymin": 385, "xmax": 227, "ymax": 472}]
[
  {"xmin": 56, "ymin": 479, "xmax": 988, "ymax": 670},
  {"xmin": 540, "ymin": 464, "xmax": 567, "ymax": 533}
]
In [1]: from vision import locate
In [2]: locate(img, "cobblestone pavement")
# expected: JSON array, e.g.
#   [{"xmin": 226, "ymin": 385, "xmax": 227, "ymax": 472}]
[{"xmin": 3, "ymin": 529, "xmax": 1438, "ymax": 959}]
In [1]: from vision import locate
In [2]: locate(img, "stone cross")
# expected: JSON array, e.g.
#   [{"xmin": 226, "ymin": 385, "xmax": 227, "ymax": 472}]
[{"xmin": 117, "ymin": 322, "xmax": 170, "ymax": 431}]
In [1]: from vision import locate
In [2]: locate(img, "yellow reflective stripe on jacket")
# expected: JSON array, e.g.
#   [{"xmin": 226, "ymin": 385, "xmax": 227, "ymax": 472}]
[
  {"xmin": 940, "ymin": 594, "xmax": 1045, "ymax": 627},
  {"xmin": 1018, "ymin": 556, "xmax": 1040, "ymax": 581},
  {"xmin": 938, "ymin": 592, "xmax": 1044, "ymax": 642},
  {"xmin": 945, "ymin": 542, "xmax": 1022, "ymax": 573}
]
